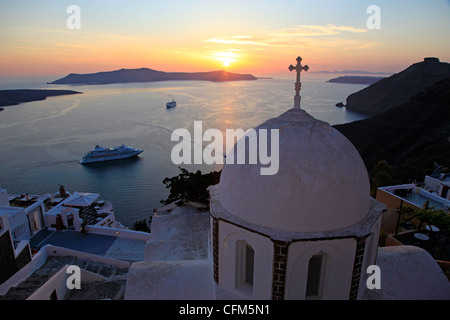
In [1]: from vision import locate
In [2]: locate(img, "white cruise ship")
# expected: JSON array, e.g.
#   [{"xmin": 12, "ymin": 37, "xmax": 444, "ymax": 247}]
[{"xmin": 80, "ymin": 144, "xmax": 143, "ymax": 164}]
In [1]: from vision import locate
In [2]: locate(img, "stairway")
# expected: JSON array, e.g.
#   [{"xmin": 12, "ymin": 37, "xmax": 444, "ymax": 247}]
[
  {"xmin": 0, "ymin": 256, "xmax": 129, "ymax": 300},
  {"xmin": 79, "ymin": 206, "xmax": 106, "ymax": 226}
]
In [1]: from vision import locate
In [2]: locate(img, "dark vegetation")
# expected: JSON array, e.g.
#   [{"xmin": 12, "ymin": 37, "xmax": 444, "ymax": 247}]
[
  {"xmin": 398, "ymin": 205, "xmax": 450, "ymax": 260},
  {"xmin": 132, "ymin": 218, "xmax": 151, "ymax": 233},
  {"xmin": 160, "ymin": 167, "xmax": 221, "ymax": 205}
]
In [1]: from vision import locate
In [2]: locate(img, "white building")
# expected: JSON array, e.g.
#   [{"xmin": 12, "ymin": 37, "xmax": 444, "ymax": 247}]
[
  {"xmin": 125, "ymin": 108, "xmax": 384, "ymax": 299},
  {"xmin": 0, "ymin": 186, "xmax": 151, "ymax": 299},
  {"xmin": 126, "ymin": 99, "xmax": 386, "ymax": 300},
  {"xmin": 209, "ymin": 106, "xmax": 385, "ymax": 300},
  {"xmin": 421, "ymin": 173, "xmax": 450, "ymax": 205},
  {"xmin": 125, "ymin": 58, "xmax": 450, "ymax": 300},
  {"xmin": 0, "ymin": 189, "xmax": 47, "ymax": 241}
]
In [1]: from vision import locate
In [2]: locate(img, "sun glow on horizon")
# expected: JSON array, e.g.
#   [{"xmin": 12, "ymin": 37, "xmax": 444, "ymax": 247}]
[
  {"xmin": 213, "ymin": 52, "xmax": 238, "ymax": 68},
  {"xmin": 0, "ymin": 1, "xmax": 449, "ymax": 76}
]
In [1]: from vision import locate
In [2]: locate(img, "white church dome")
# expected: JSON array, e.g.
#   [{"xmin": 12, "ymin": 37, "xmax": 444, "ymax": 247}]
[{"xmin": 218, "ymin": 107, "xmax": 371, "ymax": 233}]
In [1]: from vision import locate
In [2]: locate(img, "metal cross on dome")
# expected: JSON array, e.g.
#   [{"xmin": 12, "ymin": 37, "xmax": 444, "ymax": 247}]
[{"xmin": 289, "ymin": 56, "xmax": 309, "ymax": 109}]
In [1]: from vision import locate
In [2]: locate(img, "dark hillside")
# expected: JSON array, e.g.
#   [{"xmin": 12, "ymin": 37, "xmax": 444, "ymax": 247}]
[
  {"xmin": 345, "ymin": 58, "xmax": 450, "ymax": 115},
  {"xmin": 334, "ymin": 77, "xmax": 450, "ymax": 183}
]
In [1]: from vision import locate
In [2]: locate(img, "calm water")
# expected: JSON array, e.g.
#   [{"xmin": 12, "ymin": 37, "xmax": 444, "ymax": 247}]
[{"xmin": 0, "ymin": 73, "xmax": 371, "ymax": 227}]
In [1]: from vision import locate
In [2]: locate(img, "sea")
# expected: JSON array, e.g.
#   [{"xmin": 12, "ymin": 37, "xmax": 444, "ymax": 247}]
[{"xmin": 0, "ymin": 72, "xmax": 374, "ymax": 227}]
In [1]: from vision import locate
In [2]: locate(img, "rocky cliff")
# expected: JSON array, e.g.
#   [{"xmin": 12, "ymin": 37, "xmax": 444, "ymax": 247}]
[
  {"xmin": 345, "ymin": 58, "xmax": 450, "ymax": 115},
  {"xmin": 334, "ymin": 77, "xmax": 450, "ymax": 183}
]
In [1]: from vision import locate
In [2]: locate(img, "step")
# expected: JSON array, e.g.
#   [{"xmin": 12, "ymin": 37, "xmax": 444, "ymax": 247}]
[{"xmin": 0, "ymin": 256, "xmax": 129, "ymax": 300}]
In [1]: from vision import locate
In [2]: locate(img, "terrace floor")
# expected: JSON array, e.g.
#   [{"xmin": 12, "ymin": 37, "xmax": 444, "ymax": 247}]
[{"xmin": 30, "ymin": 228, "xmax": 146, "ymax": 262}]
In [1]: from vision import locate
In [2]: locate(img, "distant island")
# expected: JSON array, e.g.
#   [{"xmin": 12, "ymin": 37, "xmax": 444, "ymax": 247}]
[
  {"xmin": 314, "ymin": 70, "xmax": 392, "ymax": 75},
  {"xmin": 0, "ymin": 89, "xmax": 82, "ymax": 107},
  {"xmin": 327, "ymin": 76, "xmax": 385, "ymax": 85},
  {"xmin": 48, "ymin": 68, "xmax": 257, "ymax": 85}
]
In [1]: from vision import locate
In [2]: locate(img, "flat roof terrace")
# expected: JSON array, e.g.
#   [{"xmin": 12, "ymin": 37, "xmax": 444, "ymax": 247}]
[
  {"xmin": 379, "ymin": 184, "xmax": 450, "ymax": 211},
  {"xmin": 8, "ymin": 194, "xmax": 48, "ymax": 208},
  {"xmin": 402, "ymin": 190, "xmax": 447, "ymax": 210}
]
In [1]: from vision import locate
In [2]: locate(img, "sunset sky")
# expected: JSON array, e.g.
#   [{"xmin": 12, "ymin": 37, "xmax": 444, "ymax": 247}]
[{"xmin": 1, "ymin": 0, "xmax": 449, "ymax": 76}]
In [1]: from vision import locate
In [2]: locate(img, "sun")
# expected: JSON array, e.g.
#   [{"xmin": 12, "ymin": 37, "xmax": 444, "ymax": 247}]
[
  {"xmin": 213, "ymin": 51, "xmax": 238, "ymax": 68},
  {"xmin": 218, "ymin": 57, "xmax": 234, "ymax": 67}
]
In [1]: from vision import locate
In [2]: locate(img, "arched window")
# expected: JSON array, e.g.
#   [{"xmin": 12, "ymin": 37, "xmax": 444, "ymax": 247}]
[
  {"xmin": 235, "ymin": 240, "xmax": 255, "ymax": 295},
  {"xmin": 244, "ymin": 245, "xmax": 255, "ymax": 285},
  {"xmin": 305, "ymin": 254, "xmax": 324, "ymax": 299}
]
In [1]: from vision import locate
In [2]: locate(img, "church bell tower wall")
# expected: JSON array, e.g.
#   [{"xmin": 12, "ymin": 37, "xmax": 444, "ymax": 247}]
[
  {"xmin": 215, "ymin": 219, "xmax": 274, "ymax": 300},
  {"xmin": 285, "ymin": 238, "xmax": 356, "ymax": 299}
]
